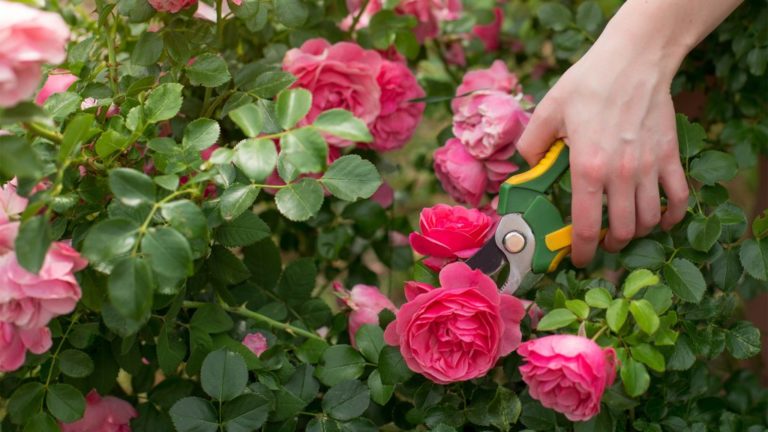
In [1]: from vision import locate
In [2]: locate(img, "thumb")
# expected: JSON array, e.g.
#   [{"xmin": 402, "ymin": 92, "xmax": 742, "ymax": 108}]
[{"xmin": 517, "ymin": 104, "xmax": 561, "ymax": 167}]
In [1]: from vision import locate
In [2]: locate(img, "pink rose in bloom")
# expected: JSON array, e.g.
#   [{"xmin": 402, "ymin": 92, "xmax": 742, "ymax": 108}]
[
  {"xmin": 242, "ymin": 332, "xmax": 269, "ymax": 356},
  {"xmin": 433, "ymin": 139, "xmax": 486, "ymax": 206},
  {"xmin": 453, "ymin": 60, "xmax": 521, "ymax": 112},
  {"xmin": 35, "ymin": 71, "xmax": 77, "ymax": 105},
  {"xmin": 0, "ymin": 179, "xmax": 30, "ymax": 224},
  {"xmin": 148, "ymin": 0, "xmax": 197, "ymax": 13},
  {"xmin": 399, "ymin": 0, "xmax": 463, "ymax": 42},
  {"xmin": 0, "ymin": 1, "xmax": 69, "ymax": 107},
  {"xmin": 452, "ymin": 91, "xmax": 530, "ymax": 160},
  {"xmin": 0, "ymin": 322, "xmax": 51, "ymax": 372},
  {"xmin": 472, "ymin": 7, "xmax": 503, "ymax": 51},
  {"xmin": 369, "ymin": 60, "xmax": 425, "ymax": 152},
  {"xmin": 60, "ymin": 390, "xmax": 138, "ymax": 432},
  {"xmin": 384, "ymin": 262, "xmax": 525, "ymax": 384},
  {"xmin": 409, "ymin": 204, "xmax": 495, "ymax": 271},
  {"xmin": 404, "ymin": 281, "xmax": 435, "ymax": 302},
  {"xmin": 283, "ymin": 39, "xmax": 383, "ymax": 147},
  {"xmin": 518, "ymin": 335, "xmax": 618, "ymax": 422},
  {"xmin": 335, "ymin": 283, "xmax": 397, "ymax": 345}
]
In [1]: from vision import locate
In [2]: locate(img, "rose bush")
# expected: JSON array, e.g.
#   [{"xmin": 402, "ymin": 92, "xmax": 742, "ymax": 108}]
[{"xmin": 0, "ymin": 0, "xmax": 765, "ymax": 431}]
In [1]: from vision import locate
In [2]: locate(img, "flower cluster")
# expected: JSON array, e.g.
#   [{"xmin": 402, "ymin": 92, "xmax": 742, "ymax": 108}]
[
  {"xmin": 434, "ymin": 61, "xmax": 531, "ymax": 207},
  {"xmin": 283, "ymin": 38, "xmax": 425, "ymax": 152},
  {"xmin": 341, "ymin": 0, "xmax": 462, "ymax": 42},
  {"xmin": 0, "ymin": 180, "xmax": 87, "ymax": 372}
]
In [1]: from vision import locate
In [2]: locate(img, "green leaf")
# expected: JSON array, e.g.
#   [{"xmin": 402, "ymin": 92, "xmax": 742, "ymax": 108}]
[
  {"xmin": 8, "ymin": 382, "xmax": 45, "ymax": 424},
  {"xmin": 169, "ymin": 397, "xmax": 219, "ymax": 432},
  {"xmin": 739, "ymin": 238, "xmax": 768, "ymax": 281},
  {"xmin": 629, "ymin": 299, "xmax": 660, "ymax": 335},
  {"xmin": 285, "ymin": 364, "xmax": 320, "ymax": 403},
  {"xmin": 161, "ymin": 199, "xmax": 209, "ymax": 256},
  {"xmin": 279, "ymin": 127, "xmax": 328, "ymax": 178},
  {"xmin": 243, "ymin": 71, "xmax": 296, "ymax": 98},
  {"xmin": 725, "ymin": 321, "xmax": 761, "ymax": 360},
  {"xmin": 585, "ymin": 287, "xmax": 612, "ymax": 308},
  {"xmin": 621, "ymin": 239, "xmax": 666, "ymax": 270},
  {"xmin": 667, "ymin": 334, "xmax": 696, "ymax": 371},
  {"xmin": 664, "ymin": 258, "xmax": 706, "ymax": 303},
  {"xmin": 82, "ymin": 218, "xmax": 139, "ymax": 272},
  {"xmin": 276, "ymin": 88, "xmax": 312, "ymax": 130},
  {"xmin": 222, "ymin": 394, "xmax": 270, "ymax": 432},
  {"xmin": 620, "ymin": 357, "xmax": 650, "ymax": 397},
  {"xmin": 228, "ymin": 103, "xmax": 263, "ymax": 138},
  {"xmin": 14, "ymin": 215, "xmax": 52, "ymax": 274},
  {"xmin": 575, "ymin": 1, "xmax": 602, "ymax": 33},
  {"xmin": 690, "ymin": 150, "xmax": 738, "ymax": 185},
  {"xmin": 623, "ymin": 269, "xmax": 660, "ymax": 298},
  {"xmin": 607, "ymin": 298, "xmax": 630, "ymax": 332},
  {"xmin": 145, "ymin": 83, "xmax": 183, "ymax": 123},
  {"xmin": 715, "ymin": 202, "xmax": 748, "ymax": 242},
  {"xmin": 565, "ymin": 299, "xmax": 589, "ymax": 320},
  {"xmin": 322, "ymin": 380, "xmax": 370, "ymax": 421},
  {"xmin": 158, "ymin": 323, "xmax": 187, "ymax": 374},
  {"xmin": 676, "ymin": 114, "xmax": 706, "ymax": 158},
  {"xmin": 95, "ymin": 129, "xmax": 131, "ymax": 158},
  {"xmin": 320, "ymin": 155, "xmax": 382, "ymax": 201},
  {"xmin": 276, "ymin": 258, "xmax": 316, "ymax": 306},
  {"xmin": 537, "ymin": 2, "xmax": 573, "ymax": 31},
  {"xmin": 753, "ymin": 209, "xmax": 768, "ymax": 239},
  {"xmin": 275, "ymin": 179, "xmax": 324, "ymax": 222},
  {"xmin": 183, "ymin": 118, "xmax": 220, "ymax": 151},
  {"xmin": 536, "ymin": 308, "xmax": 577, "ymax": 331},
  {"xmin": 643, "ymin": 284, "xmax": 673, "ymax": 314},
  {"xmin": 215, "ymin": 211, "xmax": 270, "ymax": 247},
  {"xmin": 46, "ymin": 383, "xmax": 85, "ymax": 422},
  {"xmin": 209, "ymin": 246, "xmax": 251, "ymax": 285},
  {"xmin": 313, "ymin": 109, "xmax": 373, "ymax": 143},
  {"xmin": 59, "ymin": 349, "xmax": 94, "ymax": 378},
  {"xmin": 141, "ymin": 227, "xmax": 193, "ymax": 294},
  {"xmin": 0, "ymin": 135, "xmax": 44, "ymax": 178},
  {"xmin": 379, "ymin": 345, "xmax": 413, "ymax": 385},
  {"xmin": 44, "ymin": 91, "xmax": 82, "ymax": 120},
  {"xmin": 220, "ymin": 184, "xmax": 260, "ymax": 221},
  {"xmin": 315, "ymin": 345, "xmax": 366, "ymax": 387},
  {"xmin": 109, "ymin": 168, "xmax": 156, "ymax": 206},
  {"xmin": 108, "ymin": 256, "xmax": 154, "ymax": 321},
  {"xmin": 712, "ymin": 247, "xmax": 743, "ymax": 291},
  {"xmin": 631, "ymin": 344, "xmax": 665, "ymax": 373},
  {"xmin": 367, "ymin": 370, "xmax": 394, "ymax": 405},
  {"xmin": 274, "ymin": 0, "xmax": 308, "ymax": 27},
  {"xmin": 131, "ymin": 31, "xmax": 163, "ymax": 66},
  {"xmin": 201, "ymin": 349, "xmax": 248, "ymax": 402},
  {"xmin": 155, "ymin": 174, "xmax": 180, "ymax": 191},
  {"xmin": 467, "ymin": 386, "xmax": 522, "ymax": 429},
  {"xmin": 60, "ymin": 113, "xmax": 95, "ymax": 162},
  {"xmin": 355, "ymin": 324, "xmax": 385, "ymax": 363},
  {"xmin": 186, "ymin": 53, "xmax": 231, "ymax": 87},
  {"xmin": 233, "ymin": 138, "xmax": 276, "ymax": 182},
  {"xmin": 191, "ymin": 304, "xmax": 234, "ymax": 334},
  {"xmin": 687, "ymin": 214, "xmax": 722, "ymax": 251},
  {"xmin": 23, "ymin": 413, "xmax": 59, "ymax": 432}
]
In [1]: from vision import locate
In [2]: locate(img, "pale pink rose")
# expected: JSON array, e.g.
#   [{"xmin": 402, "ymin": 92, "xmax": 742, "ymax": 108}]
[
  {"xmin": 452, "ymin": 91, "xmax": 530, "ymax": 160},
  {"xmin": 242, "ymin": 332, "xmax": 268, "ymax": 356},
  {"xmin": 148, "ymin": 0, "xmax": 197, "ymax": 13},
  {"xmin": 520, "ymin": 299, "xmax": 544, "ymax": 329},
  {"xmin": 453, "ymin": 60, "xmax": 521, "ymax": 112},
  {"xmin": 0, "ymin": 1, "xmax": 69, "ymax": 107},
  {"xmin": 433, "ymin": 138, "xmax": 486, "ymax": 206},
  {"xmin": 399, "ymin": 0, "xmax": 462, "ymax": 42},
  {"xmin": 384, "ymin": 262, "xmax": 525, "ymax": 384},
  {"xmin": 371, "ymin": 182, "xmax": 394, "ymax": 208},
  {"xmin": 35, "ymin": 71, "xmax": 77, "ymax": 105},
  {"xmin": 60, "ymin": 390, "xmax": 138, "ymax": 432},
  {"xmin": 194, "ymin": 0, "xmax": 238, "ymax": 22},
  {"xmin": 80, "ymin": 98, "xmax": 120, "ymax": 118},
  {"xmin": 472, "ymin": 7, "xmax": 503, "ymax": 51},
  {"xmin": 518, "ymin": 335, "xmax": 618, "ymax": 422},
  {"xmin": 339, "ymin": 0, "xmax": 382, "ymax": 31},
  {"xmin": 0, "ymin": 223, "xmax": 86, "ymax": 330},
  {"xmin": 409, "ymin": 204, "xmax": 495, "ymax": 271},
  {"xmin": 0, "ymin": 179, "xmax": 30, "ymax": 224},
  {"xmin": 283, "ymin": 39, "xmax": 382, "ymax": 147},
  {"xmin": 80, "ymin": 97, "xmax": 98, "ymax": 110},
  {"xmin": 369, "ymin": 60, "xmax": 425, "ymax": 152},
  {"xmin": 335, "ymin": 282, "xmax": 396, "ymax": 345},
  {"xmin": 0, "ymin": 322, "xmax": 52, "ymax": 372}
]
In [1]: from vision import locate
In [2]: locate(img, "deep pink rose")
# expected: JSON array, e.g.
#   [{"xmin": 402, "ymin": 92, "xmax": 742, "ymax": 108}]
[
  {"xmin": 399, "ymin": 0, "xmax": 463, "ymax": 42},
  {"xmin": 35, "ymin": 71, "xmax": 77, "ymax": 105},
  {"xmin": 335, "ymin": 283, "xmax": 396, "ymax": 345},
  {"xmin": 453, "ymin": 60, "xmax": 521, "ymax": 112},
  {"xmin": 453, "ymin": 91, "xmax": 530, "ymax": 160},
  {"xmin": 0, "ymin": 1, "xmax": 69, "ymax": 107},
  {"xmin": 60, "ymin": 390, "xmax": 138, "ymax": 432},
  {"xmin": 148, "ymin": 0, "xmax": 197, "ymax": 13},
  {"xmin": 242, "ymin": 332, "xmax": 268, "ymax": 356},
  {"xmin": 369, "ymin": 60, "xmax": 425, "ymax": 152},
  {"xmin": 371, "ymin": 182, "xmax": 394, "ymax": 208},
  {"xmin": 518, "ymin": 335, "xmax": 618, "ymax": 422},
  {"xmin": 0, "ymin": 322, "xmax": 51, "ymax": 372},
  {"xmin": 433, "ymin": 139, "xmax": 487, "ymax": 207},
  {"xmin": 472, "ymin": 7, "xmax": 503, "ymax": 51},
  {"xmin": 403, "ymin": 281, "xmax": 435, "ymax": 302},
  {"xmin": 384, "ymin": 262, "xmax": 524, "ymax": 384},
  {"xmin": 283, "ymin": 39, "xmax": 382, "ymax": 147},
  {"xmin": 409, "ymin": 204, "xmax": 495, "ymax": 270}
]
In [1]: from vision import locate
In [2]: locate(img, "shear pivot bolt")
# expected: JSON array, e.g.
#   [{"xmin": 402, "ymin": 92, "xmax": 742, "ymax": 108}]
[{"xmin": 503, "ymin": 231, "xmax": 526, "ymax": 254}]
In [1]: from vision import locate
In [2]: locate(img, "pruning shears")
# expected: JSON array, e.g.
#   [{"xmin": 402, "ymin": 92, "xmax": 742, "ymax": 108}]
[{"xmin": 466, "ymin": 140, "xmax": 596, "ymax": 293}]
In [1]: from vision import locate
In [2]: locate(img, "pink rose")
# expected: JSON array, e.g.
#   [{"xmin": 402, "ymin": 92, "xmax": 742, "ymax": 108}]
[
  {"xmin": 60, "ymin": 390, "xmax": 138, "ymax": 432},
  {"xmin": 335, "ymin": 283, "xmax": 396, "ymax": 345},
  {"xmin": 242, "ymin": 332, "xmax": 268, "ymax": 356},
  {"xmin": 520, "ymin": 299, "xmax": 544, "ymax": 329},
  {"xmin": 453, "ymin": 60, "xmax": 521, "ymax": 112},
  {"xmin": 283, "ymin": 39, "xmax": 382, "ymax": 147},
  {"xmin": 403, "ymin": 281, "xmax": 435, "ymax": 301},
  {"xmin": 0, "ymin": 322, "xmax": 51, "ymax": 372},
  {"xmin": 339, "ymin": 0, "xmax": 382, "ymax": 31},
  {"xmin": 442, "ymin": 41, "xmax": 466, "ymax": 67},
  {"xmin": 399, "ymin": 0, "xmax": 463, "ymax": 42},
  {"xmin": 35, "ymin": 71, "xmax": 78, "ymax": 105},
  {"xmin": 472, "ymin": 7, "xmax": 503, "ymax": 51},
  {"xmin": 371, "ymin": 182, "xmax": 394, "ymax": 208},
  {"xmin": 518, "ymin": 335, "xmax": 618, "ymax": 422},
  {"xmin": 452, "ymin": 91, "xmax": 530, "ymax": 160},
  {"xmin": 384, "ymin": 262, "xmax": 524, "ymax": 384},
  {"xmin": 0, "ymin": 179, "xmax": 30, "ymax": 224},
  {"xmin": 409, "ymin": 204, "xmax": 495, "ymax": 270},
  {"xmin": 0, "ymin": 1, "xmax": 69, "ymax": 107},
  {"xmin": 148, "ymin": 0, "xmax": 197, "ymax": 13},
  {"xmin": 369, "ymin": 60, "xmax": 425, "ymax": 152}
]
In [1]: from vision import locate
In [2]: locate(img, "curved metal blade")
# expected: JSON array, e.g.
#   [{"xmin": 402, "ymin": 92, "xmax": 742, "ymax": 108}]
[
  {"xmin": 494, "ymin": 214, "xmax": 535, "ymax": 295},
  {"xmin": 465, "ymin": 240, "xmax": 506, "ymax": 275}
]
